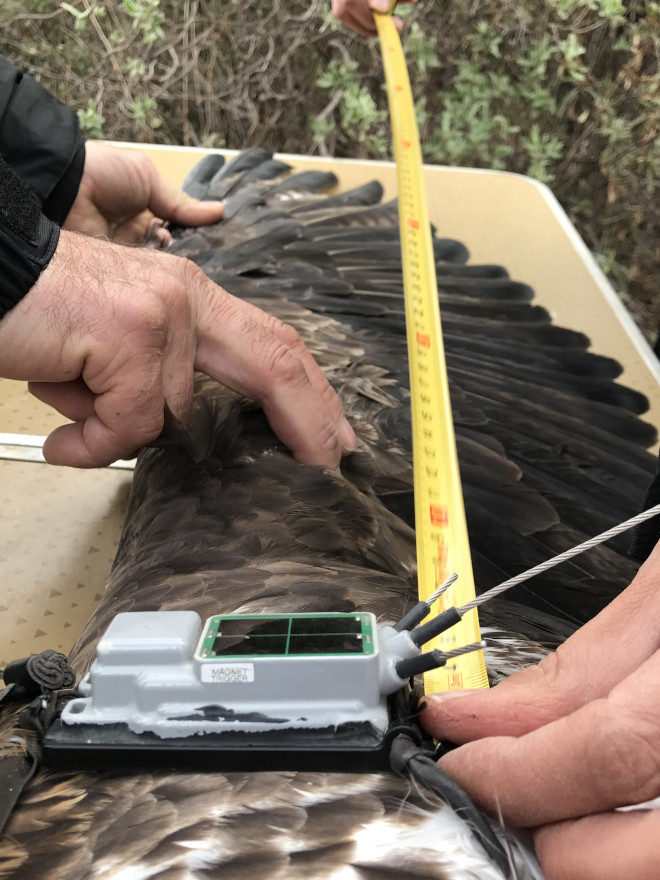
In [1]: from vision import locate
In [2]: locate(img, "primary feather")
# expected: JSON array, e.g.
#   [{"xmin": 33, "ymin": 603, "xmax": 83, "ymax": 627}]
[{"xmin": 0, "ymin": 150, "xmax": 655, "ymax": 880}]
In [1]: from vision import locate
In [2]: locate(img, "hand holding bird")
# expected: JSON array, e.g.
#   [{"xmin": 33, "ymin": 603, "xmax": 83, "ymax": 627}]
[
  {"xmin": 63, "ymin": 140, "xmax": 225, "ymax": 246},
  {"xmin": 421, "ymin": 539, "xmax": 660, "ymax": 880},
  {"xmin": 0, "ymin": 230, "xmax": 356, "ymax": 469}
]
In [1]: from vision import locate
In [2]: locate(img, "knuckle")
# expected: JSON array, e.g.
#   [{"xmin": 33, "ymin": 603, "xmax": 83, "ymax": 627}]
[
  {"xmin": 536, "ymin": 644, "xmax": 569, "ymax": 686},
  {"xmin": 534, "ymin": 644, "xmax": 584, "ymax": 704},
  {"xmin": 179, "ymin": 255, "xmax": 202, "ymax": 283},
  {"xmin": 177, "ymin": 257, "xmax": 218, "ymax": 312},
  {"xmin": 503, "ymin": 649, "xmax": 563, "ymax": 695},
  {"xmin": 274, "ymin": 319, "xmax": 304, "ymax": 350},
  {"xmin": 262, "ymin": 343, "xmax": 307, "ymax": 389},
  {"xmin": 131, "ymin": 411, "xmax": 164, "ymax": 444},
  {"xmin": 318, "ymin": 375, "xmax": 339, "ymax": 405},
  {"xmin": 316, "ymin": 419, "xmax": 342, "ymax": 457},
  {"xmin": 87, "ymin": 412, "xmax": 163, "ymax": 467},
  {"xmin": 179, "ymin": 255, "xmax": 209, "ymax": 290},
  {"xmin": 102, "ymin": 403, "xmax": 163, "ymax": 454},
  {"xmin": 588, "ymin": 700, "xmax": 660, "ymax": 803},
  {"xmin": 253, "ymin": 319, "xmax": 308, "ymax": 387},
  {"xmin": 114, "ymin": 293, "xmax": 168, "ymax": 342},
  {"xmin": 160, "ymin": 279, "xmax": 190, "ymax": 322},
  {"xmin": 134, "ymin": 151, "xmax": 156, "ymax": 181},
  {"xmin": 488, "ymin": 649, "xmax": 582, "ymax": 730}
]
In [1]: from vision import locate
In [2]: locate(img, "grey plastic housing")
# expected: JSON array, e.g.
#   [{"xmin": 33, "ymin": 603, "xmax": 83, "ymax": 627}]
[{"xmin": 61, "ymin": 611, "xmax": 425, "ymax": 738}]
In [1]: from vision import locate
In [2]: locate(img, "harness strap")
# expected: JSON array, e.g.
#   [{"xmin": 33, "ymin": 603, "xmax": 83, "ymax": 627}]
[{"xmin": 0, "ymin": 651, "xmax": 76, "ymax": 835}]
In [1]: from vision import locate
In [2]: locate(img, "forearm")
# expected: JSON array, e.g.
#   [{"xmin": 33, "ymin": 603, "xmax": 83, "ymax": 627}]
[{"xmin": 0, "ymin": 54, "xmax": 85, "ymax": 224}]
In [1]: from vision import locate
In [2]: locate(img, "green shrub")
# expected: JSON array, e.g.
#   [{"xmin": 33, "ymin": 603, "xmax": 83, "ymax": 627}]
[{"xmin": 0, "ymin": 0, "xmax": 658, "ymax": 336}]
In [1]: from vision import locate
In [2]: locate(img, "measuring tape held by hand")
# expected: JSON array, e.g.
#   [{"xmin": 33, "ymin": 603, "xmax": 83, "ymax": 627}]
[{"xmin": 374, "ymin": 6, "xmax": 488, "ymax": 693}]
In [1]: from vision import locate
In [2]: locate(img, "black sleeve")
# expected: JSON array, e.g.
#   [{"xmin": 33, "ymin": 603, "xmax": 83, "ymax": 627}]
[
  {"xmin": 0, "ymin": 55, "xmax": 85, "ymax": 224},
  {"xmin": 0, "ymin": 54, "xmax": 84, "ymax": 320},
  {"xmin": 0, "ymin": 153, "xmax": 60, "ymax": 320}
]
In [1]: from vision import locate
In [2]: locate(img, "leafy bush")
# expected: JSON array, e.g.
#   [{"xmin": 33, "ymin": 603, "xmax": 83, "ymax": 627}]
[{"xmin": 0, "ymin": 0, "xmax": 658, "ymax": 336}]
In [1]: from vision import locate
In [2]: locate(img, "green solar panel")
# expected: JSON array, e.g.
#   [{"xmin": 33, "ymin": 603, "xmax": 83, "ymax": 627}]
[{"xmin": 199, "ymin": 613, "xmax": 374, "ymax": 658}]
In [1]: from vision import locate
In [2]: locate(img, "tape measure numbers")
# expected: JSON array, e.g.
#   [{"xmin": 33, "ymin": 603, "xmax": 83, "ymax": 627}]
[{"xmin": 375, "ymin": 9, "xmax": 488, "ymax": 693}]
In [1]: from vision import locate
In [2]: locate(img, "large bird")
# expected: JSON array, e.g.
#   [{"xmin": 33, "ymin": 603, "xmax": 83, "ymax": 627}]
[{"xmin": 0, "ymin": 149, "xmax": 656, "ymax": 880}]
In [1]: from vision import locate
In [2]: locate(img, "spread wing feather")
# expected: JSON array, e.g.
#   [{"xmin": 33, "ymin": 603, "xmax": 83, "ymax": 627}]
[{"xmin": 1, "ymin": 150, "xmax": 655, "ymax": 880}]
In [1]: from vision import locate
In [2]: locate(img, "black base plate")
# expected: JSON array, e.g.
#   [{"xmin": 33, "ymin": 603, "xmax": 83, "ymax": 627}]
[{"xmin": 43, "ymin": 691, "xmax": 422, "ymax": 773}]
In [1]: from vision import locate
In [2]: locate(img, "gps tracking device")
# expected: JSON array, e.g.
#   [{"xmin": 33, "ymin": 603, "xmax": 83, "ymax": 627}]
[{"xmin": 43, "ymin": 607, "xmax": 475, "ymax": 772}]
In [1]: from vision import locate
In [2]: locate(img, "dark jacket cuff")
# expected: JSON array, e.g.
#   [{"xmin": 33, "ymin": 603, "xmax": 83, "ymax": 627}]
[
  {"xmin": 0, "ymin": 155, "xmax": 59, "ymax": 320},
  {"xmin": 0, "ymin": 55, "xmax": 85, "ymax": 224}
]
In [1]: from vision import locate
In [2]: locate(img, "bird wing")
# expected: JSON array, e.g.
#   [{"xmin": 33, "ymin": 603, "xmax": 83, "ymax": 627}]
[{"xmin": 2, "ymin": 149, "xmax": 655, "ymax": 880}]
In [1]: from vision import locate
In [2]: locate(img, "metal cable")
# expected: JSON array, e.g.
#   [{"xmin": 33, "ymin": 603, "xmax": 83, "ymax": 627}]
[
  {"xmin": 459, "ymin": 502, "xmax": 660, "ymax": 614},
  {"xmin": 427, "ymin": 572, "xmax": 458, "ymax": 606},
  {"xmin": 439, "ymin": 640, "xmax": 486, "ymax": 660}
]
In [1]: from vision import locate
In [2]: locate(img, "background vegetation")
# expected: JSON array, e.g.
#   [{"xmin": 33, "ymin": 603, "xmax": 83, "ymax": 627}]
[{"xmin": 1, "ymin": 0, "xmax": 658, "ymax": 338}]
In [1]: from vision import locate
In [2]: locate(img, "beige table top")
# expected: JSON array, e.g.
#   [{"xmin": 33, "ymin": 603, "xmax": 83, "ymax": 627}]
[{"xmin": 0, "ymin": 384, "xmax": 131, "ymax": 664}]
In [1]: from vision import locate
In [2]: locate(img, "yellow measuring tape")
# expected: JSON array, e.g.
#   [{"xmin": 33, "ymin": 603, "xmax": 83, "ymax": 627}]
[{"xmin": 375, "ymin": 7, "xmax": 489, "ymax": 693}]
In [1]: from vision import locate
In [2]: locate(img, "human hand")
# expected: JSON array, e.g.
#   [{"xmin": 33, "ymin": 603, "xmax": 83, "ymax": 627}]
[
  {"xmin": 332, "ymin": 0, "xmax": 415, "ymax": 36},
  {"xmin": 63, "ymin": 141, "xmax": 224, "ymax": 245},
  {"xmin": 0, "ymin": 231, "xmax": 357, "ymax": 469},
  {"xmin": 419, "ymin": 543, "xmax": 660, "ymax": 880}
]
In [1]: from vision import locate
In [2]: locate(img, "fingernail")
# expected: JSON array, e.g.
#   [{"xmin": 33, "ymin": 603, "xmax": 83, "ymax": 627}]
[
  {"xmin": 206, "ymin": 200, "xmax": 224, "ymax": 212},
  {"xmin": 369, "ymin": 0, "xmax": 392, "ymax": 10},
  {"xmin": 157, "ymin": 227, "xmax": 172, "ymax": 248},
  {"xmin": 339, "ymin": 417, "xmax": 358, "ymax": 452}
]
